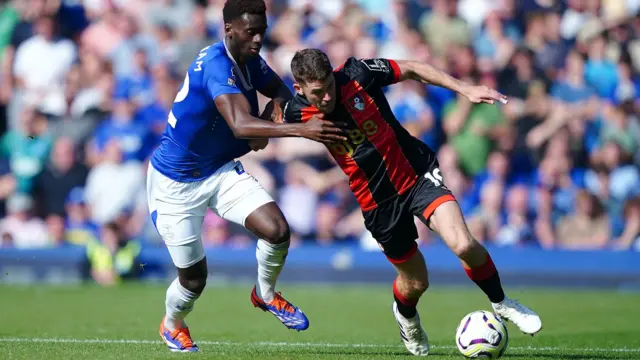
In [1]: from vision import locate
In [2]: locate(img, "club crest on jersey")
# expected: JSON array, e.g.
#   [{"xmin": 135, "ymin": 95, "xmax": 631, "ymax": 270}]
[
  {"xmin": 350, "ymin": 94, "xmax": 365, "ymax": 111},
  {"xmin": 228, "ymin": 67, "xmax": 237, "ymax": 87}
]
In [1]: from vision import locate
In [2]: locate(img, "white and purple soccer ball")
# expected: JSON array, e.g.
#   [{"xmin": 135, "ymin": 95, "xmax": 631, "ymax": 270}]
[{"xmin": 455, "ymin": 310, "xmax": 509, "ymax": 358}]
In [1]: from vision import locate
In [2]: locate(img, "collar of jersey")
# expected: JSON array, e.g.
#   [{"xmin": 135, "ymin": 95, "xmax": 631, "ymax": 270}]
[{"xmin": 223, "ymin": 37, "xmax": 253, "ymax": 90}]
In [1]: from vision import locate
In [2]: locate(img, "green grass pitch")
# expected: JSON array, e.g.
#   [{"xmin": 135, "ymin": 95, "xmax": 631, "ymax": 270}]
[{"xmin": 1, "ymin": 283, "xmax": 639, "ymax": 359}]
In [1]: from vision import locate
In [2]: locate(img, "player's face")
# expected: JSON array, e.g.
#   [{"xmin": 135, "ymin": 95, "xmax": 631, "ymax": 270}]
[
  {"xmin": 295, "ymin": 75, "xmax": 337, "ymax": 113},
  {"xmin": 226, "ymin": 13, "xmax": 268, "ymax": 59}
]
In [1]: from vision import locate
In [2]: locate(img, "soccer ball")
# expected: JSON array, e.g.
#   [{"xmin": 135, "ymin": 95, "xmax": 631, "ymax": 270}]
[{"xmin": 455, "ymin": 310, "xmax": 509, "ymax": 358}]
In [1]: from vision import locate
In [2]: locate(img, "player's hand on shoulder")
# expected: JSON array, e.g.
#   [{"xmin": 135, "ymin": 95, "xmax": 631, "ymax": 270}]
[
  {"xmin": 260, "ymin": 98, "xmax": 285, "ymax": 123},
  {"xmin": 302, "ymin": 114, "xmax": 348, "ymax": 145},
  {"xmin": 461, "ymin": 85, "xmax": 508, "ymax": 105}
]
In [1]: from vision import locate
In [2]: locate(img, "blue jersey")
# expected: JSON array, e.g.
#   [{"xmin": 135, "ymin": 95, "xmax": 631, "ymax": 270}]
[{"xmin": 150, "ymin": 40, "xmax": 276, "ymax": 182}]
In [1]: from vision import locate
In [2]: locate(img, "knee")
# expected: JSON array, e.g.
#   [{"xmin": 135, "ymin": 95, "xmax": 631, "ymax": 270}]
[
  {"xmin": 180, "ymin": 271, "xmax": 207, "ymax": 294},
  {"xmin": 452, "ymin": 233, "xmax": 480, "ymax": 260},
  {"xmin": 262, "ymin": 217, "xmax": 291, "ymax": 245}
]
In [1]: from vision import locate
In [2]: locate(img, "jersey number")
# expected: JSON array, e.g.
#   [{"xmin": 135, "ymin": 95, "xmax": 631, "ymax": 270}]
[
  {"xmin": 168, "ymin": 73, "xmax": 190, "ymax": 128},
  {"xmin": 424, "ymin": 168, "xmax": 443, "ymax": 187}
]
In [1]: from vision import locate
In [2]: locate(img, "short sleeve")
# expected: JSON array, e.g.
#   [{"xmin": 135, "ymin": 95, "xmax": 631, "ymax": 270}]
[
  {"xmin": 282, "ymin": 99, "xmax": 301, "ymax": 124},
  {"xmin": 248, "ymin": 56, "xmax": 276, "ymax": 91},
  {"xmin": 282, "ymin": 96, "xmax": 321, "ymax": 124},
  {"xmin": 203, "ymin": 58, "xmax": 243, "ymax": 100},
  {"xmin": 349, "ymin": 58, "xmax": 402, "ymax": 89}
]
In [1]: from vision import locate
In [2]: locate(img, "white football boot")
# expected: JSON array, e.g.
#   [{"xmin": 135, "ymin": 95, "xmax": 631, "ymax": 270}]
[
  {"xmin": 492, "ymin": 297, "xmax": 542, "ymax": 335},
  {"xmin": 392, "ymin": 302, "xmax": 429, "ymax": 356}
]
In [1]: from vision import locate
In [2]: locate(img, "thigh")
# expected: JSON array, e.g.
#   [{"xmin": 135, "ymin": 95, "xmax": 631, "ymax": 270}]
[
  {"xmin": 363, "ymin": 197, "xmax": 418, "ymax": 263},
  {"xmin": 166, "ymin": 241, "xmax": 206, "ymax": 269},
  {"xmin": 428, "ymin": 200, "xmax": 475, "ymax": 251},
  {"xmin": 147, "ymin": 164, "xmax": 209, "ymax": 268},
  {"xmin": 409, "ymin": 171, "xmax": 457, "ymax": 231},
  {"xmin": 210, "ymin": 161, "xmax": 275, "ymax": 227}
]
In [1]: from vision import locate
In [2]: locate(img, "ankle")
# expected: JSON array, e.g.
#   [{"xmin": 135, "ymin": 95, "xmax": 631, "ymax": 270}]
[
  {"xmin": 164, "ymin": 317, "xmax": 185, "ymax": 332},
  {"xmin": 256, "ymin": 283, "xmax": 275, "ymax": 302}
]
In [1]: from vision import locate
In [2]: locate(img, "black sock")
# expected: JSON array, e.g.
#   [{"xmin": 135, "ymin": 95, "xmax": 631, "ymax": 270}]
[
  {"xmin": 394, "ymin": 295, "xmax": 417, "ymax": 318},
  {"xmin": 473, "ymin": 273, "xmax": 506, "ymax": 303},
  {"xmin": 464, "ymin": 255, "xmax": 505, "ymax": 303}
]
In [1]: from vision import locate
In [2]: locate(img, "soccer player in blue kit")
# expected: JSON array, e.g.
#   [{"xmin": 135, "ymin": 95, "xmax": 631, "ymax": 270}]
[{"xmin": 147, "ymin": 0, "xmax": 347, "ymax": 352}]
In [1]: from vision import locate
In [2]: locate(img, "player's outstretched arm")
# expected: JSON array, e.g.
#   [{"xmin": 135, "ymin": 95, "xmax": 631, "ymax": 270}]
[
  {"xmin": 394, "ymin": 60, "xmax": 508, "ymax": 105},
  {"xmin": 215, "ymin": 94, "xmax": 347, "ymax": 143}
]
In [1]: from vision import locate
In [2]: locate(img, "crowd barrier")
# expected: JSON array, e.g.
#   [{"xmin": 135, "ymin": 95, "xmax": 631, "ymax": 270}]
[{"xmin": 1, "ymin": 244, "xmax": 639, "ymax": 290}]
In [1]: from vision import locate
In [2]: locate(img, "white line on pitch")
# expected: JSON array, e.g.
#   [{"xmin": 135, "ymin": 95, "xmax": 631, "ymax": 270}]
[{"xmin": 0, "ymin": 338, "xmax": 639, "ymax": 353}]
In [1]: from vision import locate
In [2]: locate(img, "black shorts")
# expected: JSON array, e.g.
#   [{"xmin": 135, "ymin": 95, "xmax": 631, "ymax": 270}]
[{"xmin": 362, "ymin": 172, "xmax": 456, "ymax": 264}]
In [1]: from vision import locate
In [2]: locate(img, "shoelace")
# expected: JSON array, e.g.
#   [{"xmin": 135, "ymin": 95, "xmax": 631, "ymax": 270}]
[
  {"xmin": 271, "ymin": 292, "xmax": 295, "ymax": 314},
  {"xmin": 503, "ymin": 299, "xmax": 532, "ymax": 318},
  {"xmin": 406, "ymin": 325, "xmax": 425, "ymax": 342},
  {"xmin": 172, "ymin": 328, "xmax": 195, "ymax": 348}
]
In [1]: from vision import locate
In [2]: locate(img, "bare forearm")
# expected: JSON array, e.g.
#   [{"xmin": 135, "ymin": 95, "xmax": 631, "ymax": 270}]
[
  {"xmin": 217, "ymin": 94, "xmax": 301, "ymax": 139},
  {"xmin": 397, "ymin": 60, "xmax": 467, "ymax": 93},
  {"xmin": 233, "ymin": 114, "xmax": 303, "ymax": 139}
]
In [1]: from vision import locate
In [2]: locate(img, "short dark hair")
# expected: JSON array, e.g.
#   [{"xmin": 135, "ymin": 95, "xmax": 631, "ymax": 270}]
[
  {"xmin": 223, "ymin": 0, "xmax": 266, "ymax": 23},
  {"xmin": 291, "ymin": 49, "xmax": 333, "ymax": 84}
]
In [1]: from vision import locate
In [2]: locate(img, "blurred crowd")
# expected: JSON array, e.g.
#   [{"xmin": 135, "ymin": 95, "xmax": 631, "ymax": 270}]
[{"xmin": 0, "ymin": 0, "xmax": 638, "ymax": 262}]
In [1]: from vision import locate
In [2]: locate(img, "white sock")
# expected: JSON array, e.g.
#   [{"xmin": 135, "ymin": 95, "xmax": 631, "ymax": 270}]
[
  {"xmin": 164, "ymin": 277, "xmax": 200, "ymax": 331},
  {"xmin": 255, "ymin": 239, "xmax": 289, "ymax": 303}
]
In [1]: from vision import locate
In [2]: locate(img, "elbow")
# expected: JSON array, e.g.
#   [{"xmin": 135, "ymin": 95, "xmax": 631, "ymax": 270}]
[{"xmin": 230, "ymin": 125, "xmax": 249, "ymax": 139}]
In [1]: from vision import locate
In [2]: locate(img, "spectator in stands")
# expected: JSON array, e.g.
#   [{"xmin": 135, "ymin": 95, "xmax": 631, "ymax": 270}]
[
  {"xmin": 12, "ymin": 14, "xmax": 76, "ymax": 118},
  {"xmin": 556, "ymin": 190, "xmax": 611, "ymax": 250},
  {"xmin": 314, "ymin": 195, "xmax": 344, "ymax": 246},
  {"xmin": 114, "ymin": 48, "xmax": 154, "ymax": 110},
  {"xmin": 2, "ymin": 0, "xmax": 52, "ymax": 128},
  {"xmin": 612, "ymin": 196, "xmax": 640, "ymax": 251},
  {"xmin": 86, "ymin": 221, "xmax": 141, "ymax": 286},
  {"xmin": 468, "ymin": 180, "xmax": 504, "ymax": 243},
  {"xmin": 85, "ymin": 139, "xmax": 145, "ymax": 225},
  {"xmin": 585, "ymin": 35, "xmax": 619, "ymax": 99},
  {"xmin": 278, "ymin": 163, "xmax": 317, "ymax": 240},
  {"xmin": 418, "ymin": 0, "xmax": 470, "ymax": 58},
  {"xmin": 46, "ymin": 214, "xmax": 66, "ymax": 247},
  {"xmin": 33, "ymin": 137, "xmax": 88, "ymax": 219},
  {"xmin": 176, "ymin": 4, "xmax": 215, "ymax": 75},
  {"xmin": 443, "ymin": 77, "xmax": 506, "ymax": 176},
  {"xmin": 473, "ymin": 11, "xmax": 518, "ymax": 72},
  {"xmin": 495, "ymin": 185, "xmax": 534, "ymax": 247},
  {"xmin": 0, "ymin": 156, "xmax": 15, "ymax": 219},
  {"xmin": 64, "ymin": 186, "xmax": 99, "ymax": 247},
  {"xmin": 0, "ymin": 106, "xmax": 52, "ymax": 193},
  {"xmin": 109, "ymin": 12, "xmax": 159, "ymax": 78},
  {"xmin": 80, "ymin": 4, "xmax": 123, "ymax": 58},
  {"xmin": 89, "ymin": 90, "xmax": 154, "ymax": 164},
  {"xmin": 586, "ymin": 139, "xmax": 639, "ymax": 216},
  {"xmin": 0, "ymin": 193, "xmax": 49, "ymax": 248}
]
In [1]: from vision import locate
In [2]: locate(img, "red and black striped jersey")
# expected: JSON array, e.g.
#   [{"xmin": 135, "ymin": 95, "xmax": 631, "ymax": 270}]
[{"xmin": 283, "ymin": 57, "xmax": 438, "ymax": 211}]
